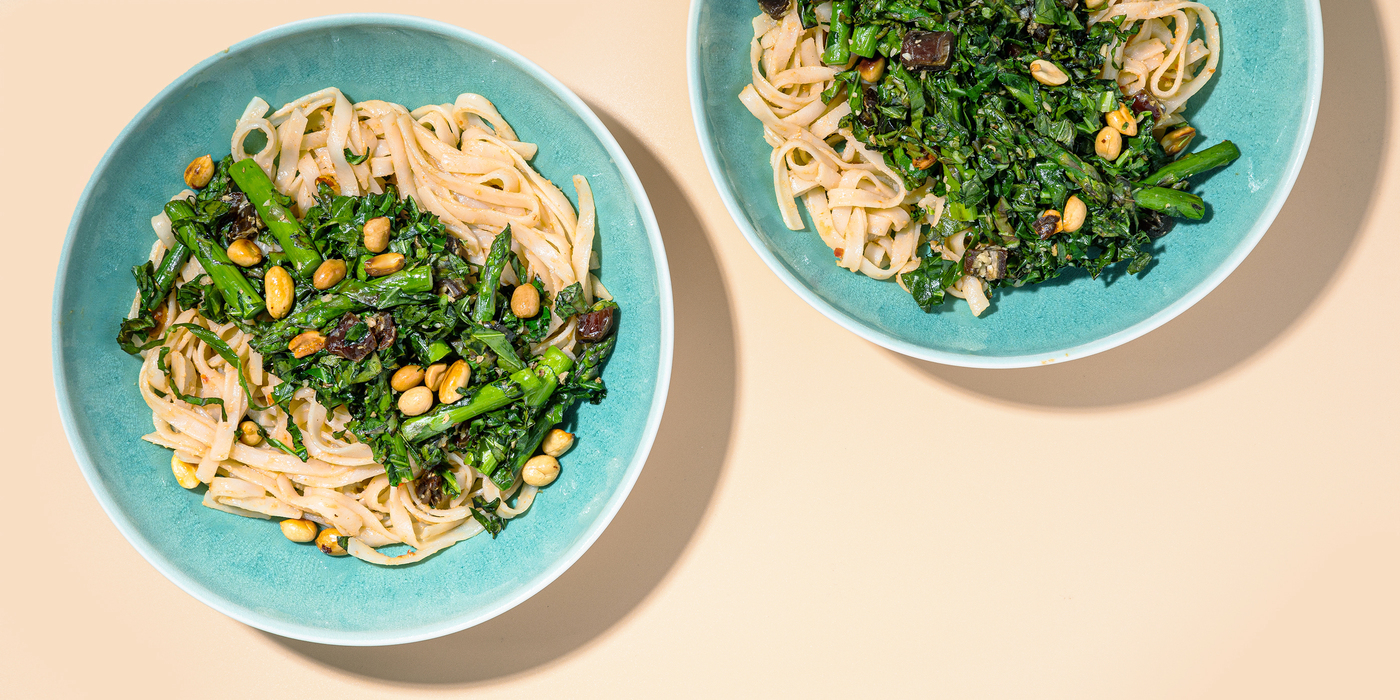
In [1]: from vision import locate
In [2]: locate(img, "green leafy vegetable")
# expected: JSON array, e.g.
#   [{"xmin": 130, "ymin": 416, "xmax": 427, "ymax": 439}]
[
  {"xmin": 790, "ymin": 0, "xmax": 1241, "ymax": 312},
  {"xmin": 900, "ymin": 248, "xmax": 960, "ymax": 312},
  {"xmin": 117, "ymin": 315, "xmax": 163, "ymax": 355},
  {"xmin": 229, "ymin": 158, "xmax": 324, "ymax": 279},
  {"xmin": 473, "ymin": 225, "xmax": 513, "ymax": 325},
  {"xmin": 120, "ymin": 169, "xmax": 620, "ymax": 540},
  {"xmin": 554, "ymin": 282, "xmax": 589, "ymax": 317},
  {"xmin": 166, "ymin": 200, "xmax": 266, "ymax": 319},
  {"xmin": 471, "ymin": 497, "xmax": 505, "ymax": 538}
]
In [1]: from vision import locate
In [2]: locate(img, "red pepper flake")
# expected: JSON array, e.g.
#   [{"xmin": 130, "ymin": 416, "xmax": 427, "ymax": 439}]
[{"xmin": 834, "ymin": 248, "xmax": 845, "ymax": 258}]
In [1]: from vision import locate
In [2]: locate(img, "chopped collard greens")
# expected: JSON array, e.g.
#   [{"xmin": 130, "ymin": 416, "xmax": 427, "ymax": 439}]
[
  {"xmin": 779, "ymin": 0, "xmax": 1240, "ymax": 312},
  {"xmin": 119, "ymin": 156, "xmax": 617, "ymax": 537}
]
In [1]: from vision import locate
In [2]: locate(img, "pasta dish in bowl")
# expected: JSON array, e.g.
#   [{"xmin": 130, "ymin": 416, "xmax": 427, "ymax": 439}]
[
  {"xmin": 55, "ymin": 14, "xmax": 672, "ymax": 645},
  {"xmin": 121, "ymin": 88, "xmax": 618, "ymax": 566},
  {"xmin": 689, "ymin": 0, "xmax": 1322, "ymax": 366}
]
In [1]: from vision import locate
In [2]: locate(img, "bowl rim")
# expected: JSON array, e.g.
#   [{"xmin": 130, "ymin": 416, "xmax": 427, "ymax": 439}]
[
  {"xmin": 51, "ymin": 12, "xmax": 674, "ymax": 646},
  {"xmin": 687, "ymin": 0, "xmax": 1324, "ymax": 369}
]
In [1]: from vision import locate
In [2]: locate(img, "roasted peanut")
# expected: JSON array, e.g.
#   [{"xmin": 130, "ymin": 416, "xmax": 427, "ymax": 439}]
[
  {"xmin": 264, "ymin": 265, "xmax": 295, "ymax": 319},
  {"xmin": 312, "ymin": 259, "xmax": 347, "ymax": 290},
  {"xmin": 238, "ymin": 420, "xmax": 263, "ymax": 446},
  {"xmin": 1107, "ymin": 104, "xmax": 1139, "ymax": 136},
  {"xmin": 391, "ymin": 365, "xmax": 425, "ymax": 392},
  {"xmin": 1095, "ymin": 127, "xmax": 1123, "ymax": 160},
  {"xmin": 316, "ymin": 527, "xmax": 348, "ymax": 556},
  {"xmin": 541, "ymin": 429, "xmax": 575, "ymax": 457},
  {"xmin": 1030, "ymin": 60, "xmax": 1069, "ymax": 86},
  {"xmin": 397, "ymin": 386, "xmax": 434, "ymax": 416},
  {"xmin": 227, "ymin": 239, "xmax": 262, "ymax": 267},
  {"xmin": 184, "ymin": 155, "xmax": 214, "ymax": 189},
  {"xmin": 423, "ymin": 363, "xmax": 448, "ymax": 392},
  {"xmin": 511, "ymin": 284, "xmax": 541, "ymax": 319},
  {"xmin": 288, "ymin": 331, "xmax": 326, "ymax": 358},
  {"xmin": 364, "ymin": 252, "xmax": 404, "ymax": 277},
  {"xmin": 280, "ymin": 519, "xmax": 318, "ymax": 543},
  {"xmin": 171, "ymin": 454, "xmax": 200, "ymax": 489},
  {"xmin": 522, "ymin": 455, "xmax": 560, "ymax": 487},
  {"xmin": 438, "ymin": 360, "xmax": 471, "ymax": 404},
  {"xmin": 1161, "ymin": 126, "xmax": 1197, "ymax": 157},
  {"xmin": 857, "ymin": 56, "xmax": 887, "ymax": 83},
  {"xmin": 1062, "ymin": 195, "xmax": 1087, "ymax": 234},
  {"xmin": 363, "ymin": 216, "xmax": 391, "ymax": 253}
]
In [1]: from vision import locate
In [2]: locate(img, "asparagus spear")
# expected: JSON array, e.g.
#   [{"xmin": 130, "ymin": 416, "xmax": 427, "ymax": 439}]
[
  {"xmin": 166, "ymin": 201, "xmax": 265, "ymax": 319},
  {"xmin": 336, "ymin": 264, "xmax": 435, "ymax": 308},
  {"xmin": 492, "ymin": 402, "xmax": 567, "ymax": 490},
  {"xmin": 472, "ymin": 225, "xmax": 512, "ymax": 325},
  {"xmin": 1141, "ymin": 141, "xmax": 1241, "ymax": 187},
  {"xmin": 850, "ymin": 23, "xmax": 881, "ymax": 59},
  {"xmin": 513, "ymin": 370, "xmax": 546, "ymax": 404},
  {"xmin": 228, "ymin": 159, "xmax": 323, "ymax": 279},
  {"xmin": 146, "ymin": 241, "xmax": 191, "ymax": 311},
  {"xmin": 574, "ymin": 332, "xmax": 617, "ymax": 384},
  {"xmin": 249, "ymin": 265, "xmax": 434, "ymax": 352},
  {"xmin": 1027, "ymin": 133, "xmax": 1110, "ymax": 204},
  {"xmin": 492, "ymin": 348, "xmax": 576, "ymax": 489},
  {"xmin": 1130, "ymin": 142, "xmax": 1236, "ymax": 219},
  {"xmin": 1133, "ymin": 187, "xmax": 1206, "ymax": 220},
  {"xmin": 527, "ymin": 347, "xmax": 574, "ymax": 408},
  {"xmin": 142, "ymin": 156, "xmax": 238, "ymax": 311},
  {"xmin": 400, "ymin": 369, "xmax": 538, "ymax": 443},
  {"xmin": 823, "ymin": 1, "xmax": 855, "ymax": 66}
]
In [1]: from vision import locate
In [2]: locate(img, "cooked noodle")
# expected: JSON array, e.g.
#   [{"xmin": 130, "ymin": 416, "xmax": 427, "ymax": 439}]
[
  {"xmin": 741, "ymin": 9, "xmax": 929, "ymax": 285},
  {"xmin": 132, "ymin": 89, "xmax": 597, "ymax": 565},
  {"xmin": 1094, "ymin": 0, "xmax": 1221, "ymax": 126}
]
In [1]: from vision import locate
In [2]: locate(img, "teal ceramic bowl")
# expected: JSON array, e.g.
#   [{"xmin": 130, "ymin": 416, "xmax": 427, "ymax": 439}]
[
  {"xmin": 689, "ymin": 0, "xmax": 1322, "ymax": 367},
  {"xmin": 54, "ymin": 15, "xmax": 672, "ymax": 645}
]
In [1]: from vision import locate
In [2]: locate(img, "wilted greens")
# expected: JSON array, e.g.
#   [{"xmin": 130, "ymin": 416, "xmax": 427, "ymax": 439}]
[
  {"xmin": 118, "ymin": 157, "xmax": 617, "ymax": 536},
  {"xmin": 785, "ymin": 0, "xmax": 1240, "ymax": 312}
]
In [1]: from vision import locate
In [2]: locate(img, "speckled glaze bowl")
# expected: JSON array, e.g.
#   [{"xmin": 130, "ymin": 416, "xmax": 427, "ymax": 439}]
[
  {"xmin": 689, "ymin": 0, "xmax": 1322, "ymax": 367},
  {"xmin": 54, "ymin": 15, "xmax": 672, "ymax": 645}
]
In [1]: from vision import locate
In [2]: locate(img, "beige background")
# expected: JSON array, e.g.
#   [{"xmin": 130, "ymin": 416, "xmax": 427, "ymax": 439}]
[{"xmin": 2, "ymin": 0, "xmax": 1397, "ymax": 696}]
